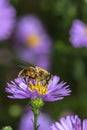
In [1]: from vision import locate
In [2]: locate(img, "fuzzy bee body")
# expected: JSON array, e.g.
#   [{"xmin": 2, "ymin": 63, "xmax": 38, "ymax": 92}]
[{"xmin": 18, "ymin": 66, "xmax": 52, "ymax": 85}]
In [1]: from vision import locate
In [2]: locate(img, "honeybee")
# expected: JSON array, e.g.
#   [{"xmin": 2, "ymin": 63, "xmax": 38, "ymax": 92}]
[{"xmin": 18, "ymin": 66, "xmax": 52, "ymax": 85}]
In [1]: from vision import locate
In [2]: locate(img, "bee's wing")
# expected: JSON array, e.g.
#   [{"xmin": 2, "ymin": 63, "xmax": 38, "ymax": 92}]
[
  {"xmin": 18, "ymin": 61, "xmax": 35, "ymax": 68},
  {"xmin": 17, "ymin": 65, "xmax": 26, "ymax": 69}
]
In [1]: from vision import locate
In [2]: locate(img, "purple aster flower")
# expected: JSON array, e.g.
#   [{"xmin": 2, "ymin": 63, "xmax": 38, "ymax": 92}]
[
  {"xmin": 0, "ymin": 0, "xmax": 16, "ymax": 40},
  {"xmin": 69, "ymin": 19, "xmax": 87, "ymax": 47},
  {"xmin": 14, "ymin": 15, "xmax": 52, "ymax": 70},
  {"xmin": 51, "ymin": 115, "xmax": 87, "ymax": 130},
  {"xmin": 19, "ymin": 108, "xmax": 53, "ymax": 130},
  {"xmin": 6, "ymin": 75, "xmax": 71, "ymax": 102},
  {"xmin": 36, "ymin": 55, "xmax": 51, "ymax": 70},
  {"xmin": 18, "ymin": 50, "xmax": 51, "ymax": 70},
  {"xmin": 15, "ymin": 15, "xmax": 52, "ymax": 54}
]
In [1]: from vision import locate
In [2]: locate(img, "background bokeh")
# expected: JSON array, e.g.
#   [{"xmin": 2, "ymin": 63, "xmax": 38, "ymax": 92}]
[{"xmin": 1, "ymin": 0, "xmax": 87, "ymax": 129}]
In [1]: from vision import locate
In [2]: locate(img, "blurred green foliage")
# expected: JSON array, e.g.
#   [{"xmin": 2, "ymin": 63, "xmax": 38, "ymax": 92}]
[
  {"xmin": 2, "ymin": 126, "xmax": 13, "ymax": 130},
  {"xmin": 1, "ymin": 0, "xmax": 87, "ymax": 129}
]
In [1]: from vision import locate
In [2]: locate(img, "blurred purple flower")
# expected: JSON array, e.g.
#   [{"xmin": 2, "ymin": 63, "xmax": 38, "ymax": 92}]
[
  {"xmin": 16, "ymin": 15, "xmax": 52, "ymax": 54},
  {"xmin": 18, "ymin": 50, "xmax": 51, "ymax": 70},
  {"xmin": 19, "ymin": 109, "xmax": 53, "ymax": 130},
  {"xmin": 51, "ymin": 115, "xmax": 87, "ymax": 130},
  {"xmin": 69, "ymin": 19, "xmax": 87, "ymax": 47},
  {"xmin": 6, "ymin": 76, "xmax": 71, "ymax": 102},
  {"xmin": 14, "ymin": 15, "xmax": 52, "ymax": 70},
  {"xmin": 36, "ymin": 55, "xmax": 51, "ymax": 70},
  {"xmin": 0, "ymin": 0, "xmax": 16, "ymax": 40}
]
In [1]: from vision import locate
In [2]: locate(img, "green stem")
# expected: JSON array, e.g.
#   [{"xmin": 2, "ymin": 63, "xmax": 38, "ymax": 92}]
[
  {"xmin": 33, "ymin": 109, "xmax": 39, "ymax": 130},
  {"xmin": 30, "ymin": 98, "xmax": 44, "ymax": 130}
]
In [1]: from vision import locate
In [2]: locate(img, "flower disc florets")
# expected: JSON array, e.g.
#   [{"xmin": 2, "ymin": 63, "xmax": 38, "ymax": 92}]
[
  {"xmin": 29, "ymin": 81, "xmax": 48, "ymax": 95},
  {"xmin": 6, "ymin": 75, "xmax": 71, "ymax": 102}
]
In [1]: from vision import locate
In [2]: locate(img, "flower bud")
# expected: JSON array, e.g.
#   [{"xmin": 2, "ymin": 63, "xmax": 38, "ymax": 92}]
[{"xmin": 31, "ymin": 98, "xmax": 44, "ymax": 109}]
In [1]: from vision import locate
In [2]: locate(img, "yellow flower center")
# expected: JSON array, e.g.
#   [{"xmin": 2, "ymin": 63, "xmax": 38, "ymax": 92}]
[
  {"xmin": 26, "ymin": 35, "xmax": 40, "ymax": 48},
  {"xmin": 29, "ymin": 81, "xmax": 48, "ymax": 95}
]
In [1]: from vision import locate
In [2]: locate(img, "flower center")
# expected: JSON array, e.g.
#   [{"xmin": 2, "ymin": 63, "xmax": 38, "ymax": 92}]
[
  {"xmin": 26, "ymin": 35, "xmax": 40, "ymax": 48},
  {"xmin": 29, "ymin": 81, "xmax": 48, "ymax": 95}
]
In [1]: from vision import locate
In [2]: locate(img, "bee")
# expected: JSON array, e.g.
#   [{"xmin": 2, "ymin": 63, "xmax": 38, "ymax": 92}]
[{"xmin": 18, "ymin": 66, "xmax": 52, "ymax": 85}]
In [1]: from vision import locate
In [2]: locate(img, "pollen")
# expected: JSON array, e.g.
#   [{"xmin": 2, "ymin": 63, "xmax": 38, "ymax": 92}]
[
  {"xmin": 26, "ymin": 35, "xmax": 40, "ymax": 48},
  {"xmin": 29, "ymin": 81, "xmax": 48, "ymax": 95}
]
